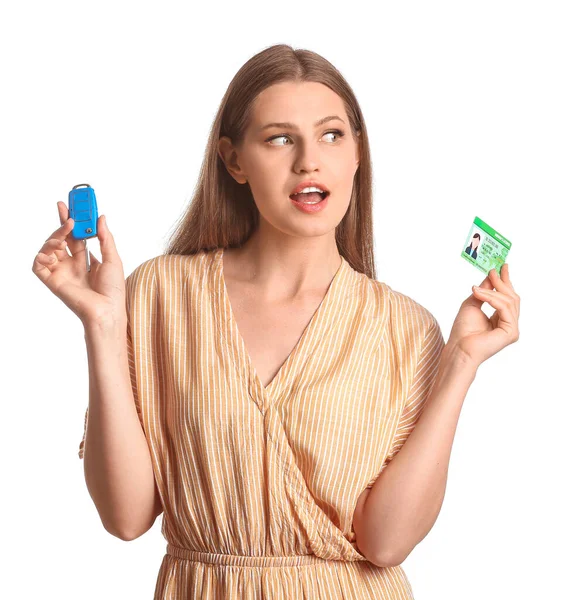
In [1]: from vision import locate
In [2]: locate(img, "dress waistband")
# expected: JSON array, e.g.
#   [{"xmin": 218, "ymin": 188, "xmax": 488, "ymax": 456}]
[{"xmin": 166, "ymin": 543, "xmax": 333, "ymax": 567}]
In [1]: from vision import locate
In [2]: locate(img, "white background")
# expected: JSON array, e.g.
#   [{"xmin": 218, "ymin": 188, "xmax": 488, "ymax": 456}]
[{"xmin": 3, "ymin": 0, "xmax": 565, "ymax": 598}]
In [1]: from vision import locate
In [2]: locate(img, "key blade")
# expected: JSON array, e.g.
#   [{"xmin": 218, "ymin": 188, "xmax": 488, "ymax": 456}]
[{"xmin": 85, "ymin": 239, "xmax": 91, "ymax": 272}]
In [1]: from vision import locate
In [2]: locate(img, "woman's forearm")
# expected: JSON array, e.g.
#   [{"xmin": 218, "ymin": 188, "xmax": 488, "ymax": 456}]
[
  {"xmin": 358, "ymin": 345, "xmax": 478, "ymax": 566},
  {"xmin": 82, "ymin": 318, "xmax": 159, "ymax": 540}
]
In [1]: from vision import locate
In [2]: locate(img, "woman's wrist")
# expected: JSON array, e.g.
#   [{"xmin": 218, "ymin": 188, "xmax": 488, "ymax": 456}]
[{"xmin": 83, "ymin": 312, "xmax": 128, "ymax": 340}]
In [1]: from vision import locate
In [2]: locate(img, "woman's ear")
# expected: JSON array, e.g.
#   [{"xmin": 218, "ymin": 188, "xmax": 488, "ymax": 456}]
[{"xmin": 218, "ymin": 136, "xmax": 247, "ymax": 184}]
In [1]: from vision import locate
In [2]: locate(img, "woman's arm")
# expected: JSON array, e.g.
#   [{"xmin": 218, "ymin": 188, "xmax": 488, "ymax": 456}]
[
  {"xmin": 354, "ymin": 344, "xmax": 477, "ymax": 567},
  {"xmin": 82, "ymin": 317, "xmax": 160, "ymax": 541},
  {"xmin": 355, "ymin": 264, "xmax": 518, "ymax": 567}
]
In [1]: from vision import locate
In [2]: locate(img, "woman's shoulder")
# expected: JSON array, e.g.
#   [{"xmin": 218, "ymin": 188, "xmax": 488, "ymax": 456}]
[
  {"xmin": 364, "ymin": 275, "xmax": 440, "ymax": 344},
  {"xmin": 127, "ymin": 250, "xmax": 214, "ymax": 286}
]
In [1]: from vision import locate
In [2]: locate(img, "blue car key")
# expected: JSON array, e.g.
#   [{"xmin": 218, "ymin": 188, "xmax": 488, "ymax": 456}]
[{"xmin": 68, "ymin": 183, "xmax": 98, "ymax": 272}]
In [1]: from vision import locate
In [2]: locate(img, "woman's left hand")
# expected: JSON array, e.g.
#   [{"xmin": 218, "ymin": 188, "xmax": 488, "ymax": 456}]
[{"xmin": 447, "ymin": 263, "xmax": 520, "ymax": 368}]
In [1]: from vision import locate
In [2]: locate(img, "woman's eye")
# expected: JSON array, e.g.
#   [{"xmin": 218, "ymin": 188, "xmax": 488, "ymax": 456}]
[
  {"xmin": 322, "ymin": 130, "xmax": 344, "ymax": 143},
  {"xmin": 268, "ymin": 135, "xmax": 290, "ymax": 146},
  {"xmin": 267, "ymin": 130, "xmax": 345, "ymax": 146}
]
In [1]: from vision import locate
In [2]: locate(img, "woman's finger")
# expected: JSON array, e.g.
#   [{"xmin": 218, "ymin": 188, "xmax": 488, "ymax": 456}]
[
  {"xmin": 56, "ymin": 201, "xmax": 85, "ymax": 257},
  {"xmin": 477, "ymin": 274, "xmax": 493, "ymax": 290},
  {"xmin": 472, "ymin": 287, "xmax": 518, "ymax": 334},
  {"xmin": 489, "ymin": 263, "xmax": 517, "ymax": 295},
  {"xmin": 499, "ymin": 263, "xmax": 517, "ymax": 295},
  {"xmin": 32, "ymin": 249, "xmax": 65, "ymax": 282},
  {"xmin": 41, "ymin": 237, "xmax": 69, "ymax": 262},
  {"xmin": 32, "ymin": 252, "xmax": 56, "ymax": 282},
  {"xmin": 487, "ymin": 268, "xmax": 508, "ymax": 292},
  {"xmin": 489, "ymin": 265, "xmax": 520, "ymax": 316},
  {"xmin": 97, "ymin": 214, "xmax": 121, "ymax": 265}
]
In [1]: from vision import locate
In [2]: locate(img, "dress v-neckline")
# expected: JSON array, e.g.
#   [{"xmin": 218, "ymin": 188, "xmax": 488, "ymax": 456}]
[{"xmin": 212, "ymin": 247, "xmax": 347, "ymax": 408}]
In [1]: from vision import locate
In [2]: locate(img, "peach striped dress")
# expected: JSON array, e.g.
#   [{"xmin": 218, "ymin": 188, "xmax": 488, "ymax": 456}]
[{"xmin": 78, "ymin": 248, "xmax": 445, "ymax": 599}]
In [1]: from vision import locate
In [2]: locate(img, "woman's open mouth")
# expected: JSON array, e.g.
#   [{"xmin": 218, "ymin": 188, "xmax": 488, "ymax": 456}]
[{"xmin": 289, "ymin": 191, "xmax": 330, "ymax": 213}]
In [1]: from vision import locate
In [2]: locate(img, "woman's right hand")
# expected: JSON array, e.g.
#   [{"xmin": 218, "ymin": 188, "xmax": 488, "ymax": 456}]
[{"xmin": 32, "ymin": 202, "xmax": 127, "ymax": 327}]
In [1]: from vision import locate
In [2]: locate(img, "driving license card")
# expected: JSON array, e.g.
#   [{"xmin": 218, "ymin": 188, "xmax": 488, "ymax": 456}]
[{"xmin": 461, "ymin": 216, "xmax": 512, "ymax": 277}]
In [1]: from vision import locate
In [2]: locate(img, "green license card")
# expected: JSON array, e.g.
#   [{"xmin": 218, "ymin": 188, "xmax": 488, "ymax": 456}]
[{"xmin": 461, "ymin": 216, "xmax": 512, "ymax": 277}]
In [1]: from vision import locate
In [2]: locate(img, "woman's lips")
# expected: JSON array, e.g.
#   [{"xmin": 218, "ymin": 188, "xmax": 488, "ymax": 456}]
[{"xmin": 289, "ymin": 191, "xmax": 328, "ymax": 203}]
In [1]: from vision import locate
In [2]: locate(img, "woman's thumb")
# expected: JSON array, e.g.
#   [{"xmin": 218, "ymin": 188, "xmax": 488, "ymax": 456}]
[{"xmin": 98, "ymin": 215, "xmax": 119, "ymax": 261}]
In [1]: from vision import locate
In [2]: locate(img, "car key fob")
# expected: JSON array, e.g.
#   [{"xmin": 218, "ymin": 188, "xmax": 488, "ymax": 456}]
[
  {"xmin": 69, "ymin": 183, "xmax": 98, "ymax": 240},
  {"xmin": 68, "ymin": 183, "xmax": 99, "ymax": 271}
]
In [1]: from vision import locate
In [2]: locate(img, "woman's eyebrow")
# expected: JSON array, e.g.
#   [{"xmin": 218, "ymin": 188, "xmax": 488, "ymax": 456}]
[{"xmin": 258, "ymin": 115, "xmax": 345, "ymax": 132}]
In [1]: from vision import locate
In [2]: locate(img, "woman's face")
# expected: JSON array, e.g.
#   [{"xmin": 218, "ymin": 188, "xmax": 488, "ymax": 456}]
[{"xmin": 219, "ymin": 81, "xmax": 360, "ymax": 238}]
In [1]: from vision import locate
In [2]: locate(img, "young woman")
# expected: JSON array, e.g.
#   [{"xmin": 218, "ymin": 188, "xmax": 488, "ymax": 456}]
[{"xmin": 33, "ymin": 44, "xmax": 520, "ymax": 599}]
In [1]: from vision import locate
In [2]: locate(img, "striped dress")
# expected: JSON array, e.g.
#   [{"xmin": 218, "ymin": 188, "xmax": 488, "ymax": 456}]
[{"xmin": 78, "ymin": 248, "xmax": 445, "ymax": 599}]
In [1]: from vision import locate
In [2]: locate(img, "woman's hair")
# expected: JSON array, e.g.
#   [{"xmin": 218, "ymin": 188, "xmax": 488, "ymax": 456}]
[{"xmin": 163, "ymin": 43, "xmax": 377, "ymax": 279}]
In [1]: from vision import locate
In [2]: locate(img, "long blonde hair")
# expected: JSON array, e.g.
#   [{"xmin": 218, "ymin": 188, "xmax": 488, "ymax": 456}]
[{"xmin": 163, "ymin": 43, "xmax": 377, "ymax": 279}]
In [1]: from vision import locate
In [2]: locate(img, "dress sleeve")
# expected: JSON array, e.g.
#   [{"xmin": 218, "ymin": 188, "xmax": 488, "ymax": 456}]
[
  {"xmin": 366, "ymin": 315, "xmax": 445, "ymax": 487},
  {"xmin": 78, "ymin": 260, "xmax": 154, "ymax": 459}
]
